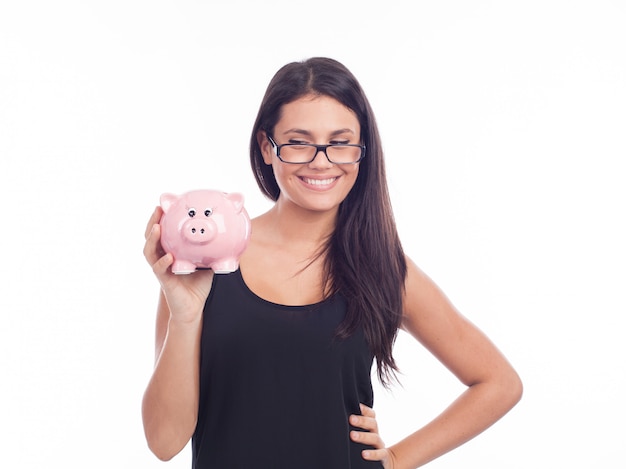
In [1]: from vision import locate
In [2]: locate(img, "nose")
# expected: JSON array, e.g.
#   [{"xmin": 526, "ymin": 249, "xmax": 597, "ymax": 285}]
[
  {"xmin": 308, "ymin": 148, "xmax": 333, "ymax": 169},
  {"xmin": 182, "ymin": 218, "xmax": 217, "ymax": 244}
]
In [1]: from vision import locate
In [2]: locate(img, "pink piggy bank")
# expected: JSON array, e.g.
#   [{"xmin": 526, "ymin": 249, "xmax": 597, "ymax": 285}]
[{"xmin": 159, "ymin": 189, "xmax": 251, "ymax": 274}]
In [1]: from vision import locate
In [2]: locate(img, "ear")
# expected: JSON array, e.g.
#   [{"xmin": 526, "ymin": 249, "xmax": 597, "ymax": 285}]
[
  {"xmin": 225, "ymin": 192, "xmax": 245, "ymax": 213},
  {"xmin": 257, "ymin": 130, "xmax": 274, "ymax": 166},
  {"xmin": 159, "ymin": 193, "xmax": 179, "ymax": 213}
]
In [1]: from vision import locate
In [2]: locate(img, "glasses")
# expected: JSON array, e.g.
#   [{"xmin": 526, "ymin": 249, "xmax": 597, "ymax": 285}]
[{"xmin": 267, "ymin": 136, "xmax": 366, "ymax": 164}]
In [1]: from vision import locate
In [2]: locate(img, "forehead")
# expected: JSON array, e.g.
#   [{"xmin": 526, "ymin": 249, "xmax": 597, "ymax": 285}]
[{"xmin": 275, "ymin": 95, "xmax": 360, "ymax": 134}]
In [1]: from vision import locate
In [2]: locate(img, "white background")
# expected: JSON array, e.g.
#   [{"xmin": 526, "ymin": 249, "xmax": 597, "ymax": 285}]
[{"xmin": 1, "ymin": 1, "xmax": 624, "ymax": 467}]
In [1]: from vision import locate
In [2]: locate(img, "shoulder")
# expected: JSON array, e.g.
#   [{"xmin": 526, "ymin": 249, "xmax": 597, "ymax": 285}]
[{"xmin": 401, "ymin": 256, "xmax": 450, "ymax": 319}]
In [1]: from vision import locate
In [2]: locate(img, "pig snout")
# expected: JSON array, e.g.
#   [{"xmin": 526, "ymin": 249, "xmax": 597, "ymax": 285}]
[{"xmin": 181, "ymin": 218, "xmax": 217, "ymax": 244}]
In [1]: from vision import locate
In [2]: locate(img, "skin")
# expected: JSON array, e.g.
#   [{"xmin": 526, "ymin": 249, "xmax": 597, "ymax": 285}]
[{"xmin": 142, "ymin": 94, "xmax": 522, "ymax": 468}]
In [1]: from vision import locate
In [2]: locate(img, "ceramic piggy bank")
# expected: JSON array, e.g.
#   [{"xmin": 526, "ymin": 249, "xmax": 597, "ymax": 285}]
[{"xmin": 159, "ymin": 189, "xmax": 251, "ymax": 274}]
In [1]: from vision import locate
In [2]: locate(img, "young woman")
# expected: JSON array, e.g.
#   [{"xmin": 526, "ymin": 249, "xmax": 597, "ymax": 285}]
[{"xmin": 142, "ymin": 57, "xmax": 522, "ymax": 468}]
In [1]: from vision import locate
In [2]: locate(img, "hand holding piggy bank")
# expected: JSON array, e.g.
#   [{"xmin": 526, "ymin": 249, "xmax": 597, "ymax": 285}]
[{"xmin": 159, "ymin": 189, "xmax": 251, "ymax": 274}]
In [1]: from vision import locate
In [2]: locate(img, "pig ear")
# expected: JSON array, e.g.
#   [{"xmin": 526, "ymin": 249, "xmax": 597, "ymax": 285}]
[
  {"xmin": 159, "ymin": 193, "xmax": 179, "ymax": 213},
  {"xmin": 225, "ymin": 192, "xmax": 245, "ymax": 213}
]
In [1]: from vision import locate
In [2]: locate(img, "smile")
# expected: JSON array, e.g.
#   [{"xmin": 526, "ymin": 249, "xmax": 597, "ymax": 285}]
[{"xmin": 300, "ymin": 176, "xmax": 338, "ymax": 188}]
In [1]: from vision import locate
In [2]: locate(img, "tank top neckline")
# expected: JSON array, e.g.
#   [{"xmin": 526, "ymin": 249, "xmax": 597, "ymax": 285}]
[{"xmin": 233, "ymin": 267, "xmax": 337, "ymax": 311}]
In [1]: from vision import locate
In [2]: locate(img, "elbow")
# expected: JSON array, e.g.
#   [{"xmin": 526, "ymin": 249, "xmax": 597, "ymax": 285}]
[
  {"xmin": 500, "ymin": 367, "xmax": 523, "ymax": 411},
  {"xmin": 148, "ymin": 442, "xmax": 178, "ymax": 462},
  {"xmin": 142, "ymin": 408, "xmax": 194, "ymax": 462},
  {"xmin": 508, "ymin": 363, "xmax": 523, "ymax": 401},
  {"xmin": 145, "ymin": 429, "xmax": 188, "ymax": 462},
  {"xmin": 149, "ymin": 445, "xmax": 173, "ymax": 462},
  {"xmin": 142, "ymin": 392, "xmax": 196, "ymax": 461},
  {"xmin": 512, "ymin": 371, "xmax": 524, "ymax": 405},
  {"xmin": 474, "ymin": 364, "xmax": 523, "ymax": 415}
]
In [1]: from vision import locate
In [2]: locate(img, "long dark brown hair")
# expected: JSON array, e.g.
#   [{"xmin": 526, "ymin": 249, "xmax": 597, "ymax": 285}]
[{"xmin": 249, "ymin": 57, "xmax": 407, "ymax": 386}]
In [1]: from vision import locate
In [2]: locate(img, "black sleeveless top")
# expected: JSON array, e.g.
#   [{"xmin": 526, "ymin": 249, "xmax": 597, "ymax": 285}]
[{"xmin": 192, "ymin": 269, "xmax": 382, "ymax": 468}]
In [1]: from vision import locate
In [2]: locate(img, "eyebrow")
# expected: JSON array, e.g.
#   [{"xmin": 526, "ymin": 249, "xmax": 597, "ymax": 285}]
[{"xmin": 281, "ymin": 128, "xmax": 356, "ymax": 137}]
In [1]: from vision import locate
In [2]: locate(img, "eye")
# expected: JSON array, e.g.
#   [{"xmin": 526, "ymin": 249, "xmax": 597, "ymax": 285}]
[
  {"xmin": 288, "ymin": 139, "xmax": 311, "ymax": 147},
  {"xmin": 188, "ymin": 209, "xmax": 196, "ymax": 217},
  {"xmin": 204, "ymin": 208, "xmax": 213, "ymax": 217}
]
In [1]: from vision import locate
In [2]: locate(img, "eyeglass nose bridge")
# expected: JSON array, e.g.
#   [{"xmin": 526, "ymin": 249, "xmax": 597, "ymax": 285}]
[{"xmin": 309, "ymin": 144, "xmax": 333, "ymax": 163}]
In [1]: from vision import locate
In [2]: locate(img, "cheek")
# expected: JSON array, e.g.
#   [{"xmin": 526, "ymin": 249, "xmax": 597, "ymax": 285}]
[
  {"xmin": 344, "ymin": 166, "xmax": 362, "ymax": 195},
  {"xmin": 271, "ymin": 164, "xmax": 296, "ymax": 190},
  {"xmin": 346, "ymin": 165, "xmax": 360, "ymax": 184},
  {"xmin": 271, "ymin": 162, "xmax": 286, "ymax": 179}
]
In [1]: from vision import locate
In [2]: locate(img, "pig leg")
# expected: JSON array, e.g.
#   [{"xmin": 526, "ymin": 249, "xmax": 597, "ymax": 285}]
[
  {"xmin": 172, "ymin": 260, "xmax": 197, "ymax": 275},
  {"xmin": 210, "ymin": 259, "xmax": 239, "ymax": 274}
]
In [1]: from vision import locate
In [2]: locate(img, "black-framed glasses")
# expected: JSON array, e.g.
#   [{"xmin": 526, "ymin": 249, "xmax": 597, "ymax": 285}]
[{"xmin": 267, "ymin": 136, "xmax": 366, "ymax": 164}]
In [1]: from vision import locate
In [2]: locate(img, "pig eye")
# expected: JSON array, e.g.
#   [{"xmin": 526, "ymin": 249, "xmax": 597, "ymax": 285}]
[
  {"xmin": 204, "ymin": 208, "xmax": 213, "ymax": 217},
  {"xmin": 188, "ymin": 209, "xmax": 196, "ymax": 217}
]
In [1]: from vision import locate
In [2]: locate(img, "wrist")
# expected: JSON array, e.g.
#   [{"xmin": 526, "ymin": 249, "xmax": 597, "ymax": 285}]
[{"xmin": 167, "ymin": 312, "xmax": 203, "ymax": 332}]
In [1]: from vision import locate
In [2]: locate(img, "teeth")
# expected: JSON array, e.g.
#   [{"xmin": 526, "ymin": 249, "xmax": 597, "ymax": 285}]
[{"xmin": 303, "ymin": 177, "xmax": 336, "ymax": 185}]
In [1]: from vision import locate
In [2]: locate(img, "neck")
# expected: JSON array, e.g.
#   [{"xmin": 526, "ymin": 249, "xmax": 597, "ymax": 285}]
[{"xmin": 263, "ymin": 198, "xmax": 337, "ymax": 249}]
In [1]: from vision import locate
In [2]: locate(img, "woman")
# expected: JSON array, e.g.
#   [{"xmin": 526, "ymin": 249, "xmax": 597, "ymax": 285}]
[{"xmin": 142, "ymin": 57, "xmax": 522, "ymax": 468}]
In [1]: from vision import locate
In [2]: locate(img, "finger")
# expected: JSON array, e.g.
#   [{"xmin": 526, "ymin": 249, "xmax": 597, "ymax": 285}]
[
  {"xmin": 143, "ymin": 223, "xmax": 167, "ymax": 266},
  {"xmin": 359, "ymin": 403, "xmax": 376, "ymax": 418},
  {"xmin": 152, "ymin": 252, "xmax": 174, "ymax": 278},
  {"xmin": 350, "ymin": 430, "xmax": 385, "ymax": 449},
  {"xmin": 349, "ymin": 414, "xmax": 379, "ymax": 433},
  {"xmin": 144, "ymin": 206, "xmax": 163, "ymax": 239},
  {"xmin": 361, "ymin": 448, "xmax": 389, "ymax": 463}
]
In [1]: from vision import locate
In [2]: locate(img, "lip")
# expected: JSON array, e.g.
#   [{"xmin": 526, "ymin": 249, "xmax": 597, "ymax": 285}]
[{"xmin": 298, "ymin": 175, "xmax": 340, "ymax": 190}]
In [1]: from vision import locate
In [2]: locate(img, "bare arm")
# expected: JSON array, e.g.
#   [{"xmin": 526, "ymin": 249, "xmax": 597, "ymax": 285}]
[
  {"xmin": 360, "ymin": 257, "xmax": 523, "ymax": 468},
  {"xmin": 141, "ymin": 207, "xmax": 214, "ymax": 461}
]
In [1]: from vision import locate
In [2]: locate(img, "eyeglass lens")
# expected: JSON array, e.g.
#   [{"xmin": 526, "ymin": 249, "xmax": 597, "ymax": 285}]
[{"xmin": 280, "ymin": 144, "xmax": 362, "ymax": 164}]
